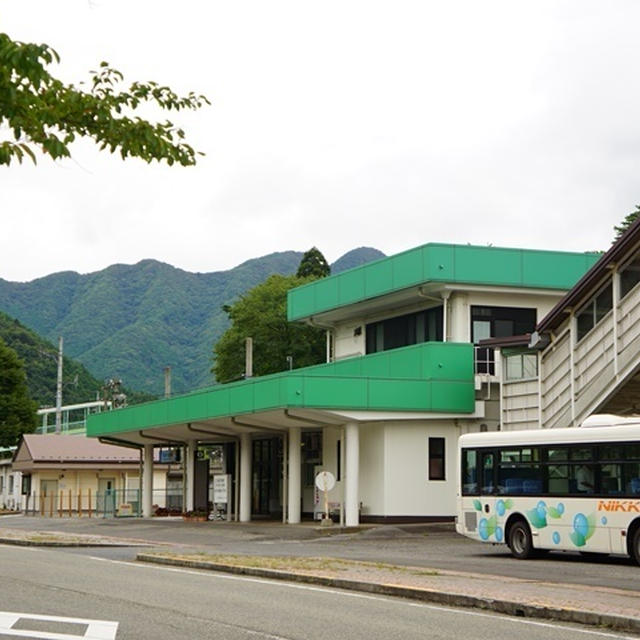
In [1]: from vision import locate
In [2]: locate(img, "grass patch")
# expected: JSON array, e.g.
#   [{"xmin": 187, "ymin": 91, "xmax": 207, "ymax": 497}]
[{"xmin": 146, "ymin": 552, "xmax": 439, "ymax": 577}]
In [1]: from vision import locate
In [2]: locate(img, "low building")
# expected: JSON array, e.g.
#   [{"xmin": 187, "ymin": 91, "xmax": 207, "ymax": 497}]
[{"xmin": 12, "ymin": 434, "xmax": 168, "ymax": 516}]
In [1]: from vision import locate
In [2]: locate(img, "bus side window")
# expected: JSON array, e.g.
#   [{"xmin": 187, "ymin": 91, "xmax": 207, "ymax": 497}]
[
  {"xmin": 462, "ymin": 450, "xmax": 478, "ymax": 494},
  {"xmin": 481, "ymin": 452, "xmax": 494, "ymax": 494}
]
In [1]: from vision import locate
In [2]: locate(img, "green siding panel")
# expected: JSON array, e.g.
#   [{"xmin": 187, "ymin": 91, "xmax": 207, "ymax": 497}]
[
  {"xmin": 87, "ymin": 342, "xmax": 475, "ymax": 438},
  {"xmin": 287, "ymin": 243, "xmax": 601, "ymax": 321}
]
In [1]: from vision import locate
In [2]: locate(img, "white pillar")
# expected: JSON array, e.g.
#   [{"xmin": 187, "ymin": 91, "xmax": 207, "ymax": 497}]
[
  {"xmin": 239, "ymin": 433, "xmax": 252, "ymax": 522},
  {"xmin": 345, "ymin": 422, "xmax": 360, "ymax": 527},
  {"xmin": 287, "ymin": 427, "xmax": 301, "ymax": 524},
  {"xmin": 142, "ymin": 444, "xmax": 154, "ymax": 518},
  {"xmin": 185, "ymin": 440, "xmax": 197, "ymax": 512}
]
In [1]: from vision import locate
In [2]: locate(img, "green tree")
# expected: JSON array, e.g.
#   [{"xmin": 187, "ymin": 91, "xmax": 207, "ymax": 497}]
[
  {"xmin": 613, "ymin": 206, "xmax": 640, "ymax": 242},
  {"xmin": 0, "ymin": 338, "xmax": 37, "ymax": 447},
  {"xmin": 0, "ymin": 33, "xmax": 209, "ymax": 166},
  {"xmin": 213, "ymin": 274, "xmax": 325, "ymax": 383},
  {"xmin": 296, "ymin": 247, "xmax": 330, "ymax": 279}
]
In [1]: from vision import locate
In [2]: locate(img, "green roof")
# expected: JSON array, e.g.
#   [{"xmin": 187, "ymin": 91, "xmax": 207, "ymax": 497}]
[
  {"xmin": 87, "ymin": 342, "xmax": 475, "ymax": 438},
  {"xmin": 287, "ymin": 243, "xmax": 600, "ymax": 322}
]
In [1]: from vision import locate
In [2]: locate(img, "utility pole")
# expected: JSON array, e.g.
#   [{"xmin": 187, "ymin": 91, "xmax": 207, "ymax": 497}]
[
  {"xmin": 55, "ymin": 336, "xmax": 63, "ymax": 435},
  {"xmin": 164, "ymin": 366, "xmax": 172, "ymax": 399},
  {"xmin": 245, "ymin": 337, "xmax": 253, "ymax": 378}
]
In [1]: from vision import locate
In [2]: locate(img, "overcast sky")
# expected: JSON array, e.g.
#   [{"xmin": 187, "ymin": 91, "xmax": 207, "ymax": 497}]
[{"xmin": 1, "ymin": 1, "xmax": 638, "ymax": 282}]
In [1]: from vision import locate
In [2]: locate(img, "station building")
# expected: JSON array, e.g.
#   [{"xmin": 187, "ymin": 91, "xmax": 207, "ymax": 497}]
[{"xmin": 86, "ymin": 243, "xmax": 599, "ymax": 524}]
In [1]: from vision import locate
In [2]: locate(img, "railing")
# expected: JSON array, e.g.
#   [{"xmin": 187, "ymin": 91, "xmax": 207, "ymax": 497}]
[
  {"xmin": 474, "ymin": 346, "xmax": 495, "ymax": 375},
  {"xmin": 23, "ymin": 489, "xmax": 140, "ymax": 517},
  {"xmin": 36, "ymin": 419, "xmax": 87, "ymax": 435}
]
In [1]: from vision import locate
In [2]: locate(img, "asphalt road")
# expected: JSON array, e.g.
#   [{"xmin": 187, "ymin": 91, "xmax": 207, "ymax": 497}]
[
  {"xmin": 0, "ymin": 544, "xmax": 637, "ymax": 640},
  {"xmin": 2, "ymin": 516, "xmax": 638, "ymax": 592}
]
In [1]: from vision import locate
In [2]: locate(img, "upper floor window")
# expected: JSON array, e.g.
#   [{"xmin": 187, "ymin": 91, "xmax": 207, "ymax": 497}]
[
  {"xmin": 576, "ymin": 283, "xmax": 612, "ymax": 342},
  {"xmin": 471, "ymin": 306, "xmax": 536, "ymax": 374},
  {"xmin": 620, "ymin": 253, "xmax": 640, "ymax": 300},
  {"xmin": 366, "ymin": 306, "xmax": 443, "ymax": 354}
]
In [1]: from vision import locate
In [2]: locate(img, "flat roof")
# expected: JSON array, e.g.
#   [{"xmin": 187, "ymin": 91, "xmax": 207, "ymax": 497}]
[
  {"xmin": 87, "ymin": 342, "xmax": 475, "ymax": 441},
  {"xmin": 287, "ymin": 243, "xmax": 600, "ymax": 323}
]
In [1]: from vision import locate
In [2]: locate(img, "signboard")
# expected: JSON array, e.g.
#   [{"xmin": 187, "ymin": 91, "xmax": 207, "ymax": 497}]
[
  {"xmin": 213, "ymin": 474, "xmax": 230, "ymax": 504},
  {"xmin": 117, "ymin": 503, "xmax": 133, "ymax": 517},
  {"xmin": 315, "ymin": 471, "xmax": 335, "ymax": 492}
]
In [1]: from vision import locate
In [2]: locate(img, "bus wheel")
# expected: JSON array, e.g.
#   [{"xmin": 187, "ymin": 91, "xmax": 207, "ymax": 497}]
[
  {"xmin": 631, "ymin": 527, "xmax": 640, "ymax": 566},
  {"xmin": 508, "ymin": 520, "xmax": 534, "ymax": 559}
]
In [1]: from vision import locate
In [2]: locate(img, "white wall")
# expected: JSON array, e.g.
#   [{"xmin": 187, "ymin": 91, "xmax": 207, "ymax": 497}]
[
  {"xmin": 358, "ymin": 423, "xmax": 386, "ymax": 515},
  {"xmin": 333, "ymin": 321, "xmax": 366, "ymax": 360}
]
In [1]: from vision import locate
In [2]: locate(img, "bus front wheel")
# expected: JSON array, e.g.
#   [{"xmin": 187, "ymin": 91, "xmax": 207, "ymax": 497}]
[{"xmin": 508, "ymin": 520, "xmax": 534, "ymax": 560}]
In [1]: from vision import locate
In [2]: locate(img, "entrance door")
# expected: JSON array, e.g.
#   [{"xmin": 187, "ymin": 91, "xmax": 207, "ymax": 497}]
[
  {"xmin": 41, "ymin": 479, "xmax": 58, "ymax": 513},
  {"xmin": 252, "ymin": 438, "xmax": 283, "ymax": 517},
  {"xmin": 97, "ymin": 478, "xmax": 116, "ymax": 516}
]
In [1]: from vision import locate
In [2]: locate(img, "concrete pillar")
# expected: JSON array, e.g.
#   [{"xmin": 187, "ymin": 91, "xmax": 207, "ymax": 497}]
[
  {"xmin": 345, "ymin": 422, "xmax": 360, "ymax": 527},
  {"xmin": 142, "ymin": 444, "xmax": 154, "ymax": 518},
  {"xmin": 185, "ymin": 440, "xmax": 197, "ymax": 512},
  {"xmin": 239, "ymin": 433, "xmax": 252, "ymax": 522},
  {"xmin": 287, "ymin": 427, "xmax": 301, "ymax": 524}
]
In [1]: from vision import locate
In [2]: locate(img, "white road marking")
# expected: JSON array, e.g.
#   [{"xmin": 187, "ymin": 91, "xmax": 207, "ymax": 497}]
[
  {"xmin": 0, "ymin": 611, "xmax": 118, "ymax": 640},
  {"xmin": 88, "ymin": 556, "xmax": 636, "ymax": 639}
]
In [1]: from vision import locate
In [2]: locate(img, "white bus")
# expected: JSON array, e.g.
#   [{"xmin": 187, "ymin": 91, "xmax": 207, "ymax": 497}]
[{"xmin": 456, "ymin": 418, "xmax": 640, "ymax": 563}]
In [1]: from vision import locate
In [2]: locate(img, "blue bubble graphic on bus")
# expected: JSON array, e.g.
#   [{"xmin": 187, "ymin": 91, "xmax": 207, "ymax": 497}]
[
  {"xmin": 569, "ymin": 512, "xmax": 596, "ymax": 547},
  {"xmin": 557, "ymin": 503, "xmax": 565, "ymax": 515},
  {"xmin": 573, "ymin": 513, "xmax": 589, "ymax": 538},
  {"xmin": 496, "ymin": 500, "xmax": 506, "ymax": 517},
  {"xmin": 552, "ymin": 531, "xmax": 561, "ymax": 545},
  {"xmin": 536, "ymin": 501, "xmax": 547, "ymax": 519},
  {"xmin": 495, "ymin": 526, "xmax": 504, "ymax": 542},
  {"xmin": 601, "ymin": 516, "xmax": 607, "ymax": 525},
  {"xmin": 478, "ymin": 518, "xmax": 490, "ymax": 540}
]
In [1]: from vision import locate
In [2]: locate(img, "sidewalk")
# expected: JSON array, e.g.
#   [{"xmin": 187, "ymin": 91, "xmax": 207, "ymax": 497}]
[{"xmin": 1, "ymin": 517, "xmax": 639, "ymax": 634}]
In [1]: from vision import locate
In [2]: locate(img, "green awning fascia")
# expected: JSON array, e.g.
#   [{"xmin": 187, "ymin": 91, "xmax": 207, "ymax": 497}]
[
  {"xmin": 87, "ymin": 342, "xmax": 475, "ymax": 437},
  {"xmin": 287, "ymin": 243, "xmax": 601, "ymax": 322}
]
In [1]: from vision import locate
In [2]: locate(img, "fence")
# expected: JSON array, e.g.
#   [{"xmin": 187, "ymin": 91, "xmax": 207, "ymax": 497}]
[{"xmin": 23, "ymin": 489, "xmax": 140, "ymax": 518}]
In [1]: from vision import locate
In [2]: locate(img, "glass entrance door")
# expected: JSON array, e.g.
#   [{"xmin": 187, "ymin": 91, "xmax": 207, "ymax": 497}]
[{"xmin": 252, "ymin": 438, "xmax": 283, "ymax": 517}]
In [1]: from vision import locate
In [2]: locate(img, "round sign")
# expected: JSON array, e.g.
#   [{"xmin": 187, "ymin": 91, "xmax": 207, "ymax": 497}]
[{"xmin": 315, "ymin": 471, "xmax": 336, "ymax": 492}]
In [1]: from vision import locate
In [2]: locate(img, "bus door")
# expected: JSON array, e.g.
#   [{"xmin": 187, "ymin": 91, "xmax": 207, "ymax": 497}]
[{"xmin": 479, "ymin": 450, "xmax": 496, "ymax": 515}]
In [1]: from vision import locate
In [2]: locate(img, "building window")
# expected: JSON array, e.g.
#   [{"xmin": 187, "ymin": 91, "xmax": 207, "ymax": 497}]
[
  {"xmin": 576, "ymin": 283, "xmax": 613, "ymax": 341},
  {"xmin": 429, "ymin": 437, "xmax": 446, "ymax": 481},
  {"xmin": 505, "ymin": 352, "xmax": 538, "ymax": 380},
  {"xmin": 0, "ymin": 475, "xmax": 3, "ymax": 493},
  {"xmin": 620, "ymin": 253, "xmax": 640, "ymax": 299},
  {"xmin": 366, "ymin": 306, "xmax": 443, "ymax": 354},
  {"xmin": 471, "ymin": 306, "xmax": 537, "ymax": 374},
  {"xmin": 8, "ymin": 475, "xmax": 13, "ymax": 494}
]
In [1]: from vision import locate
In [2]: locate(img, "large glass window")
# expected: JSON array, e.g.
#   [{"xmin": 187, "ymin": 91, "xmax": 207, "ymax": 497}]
[
  {"xmin": 576, "ymin": 283, "xmax": 613, "ymax": 341},
  {"xmin": 366, "ymin": 306, "xmax": 443, "ymax": 354}
]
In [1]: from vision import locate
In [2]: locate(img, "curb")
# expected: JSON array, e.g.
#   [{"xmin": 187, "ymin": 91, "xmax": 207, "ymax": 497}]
[
  {"xmin": 0, "ymin": 537, "xmax": 145, "ymax": 548},
  {"xmin": 136, "ymin": 553, "xmax": 640, "ymax": 634}
]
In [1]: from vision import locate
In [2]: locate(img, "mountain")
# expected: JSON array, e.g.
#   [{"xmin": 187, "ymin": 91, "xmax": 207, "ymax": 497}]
[{"xmin": 0, "ymin": 247, "xmax": 384, "ymax": 395}]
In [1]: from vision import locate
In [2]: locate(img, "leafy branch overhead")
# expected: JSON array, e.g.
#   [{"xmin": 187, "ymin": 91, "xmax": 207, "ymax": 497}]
[{"xmin": 0, "ymin": 33, "xmax": 210, "ymax": 166}]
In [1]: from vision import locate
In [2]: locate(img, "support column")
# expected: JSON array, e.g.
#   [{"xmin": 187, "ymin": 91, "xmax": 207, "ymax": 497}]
[
  {"xmin": 142, "ymin": 444, "xmax": 154, "ymax": 518},
  {"xmin": 185, "ymin": 440, "xmax": 196, "ymax": 512},
  {"xmin": 345, "ymin": 422, "xmax": 360, "ymax": 527},
  {"xmin": 287, "ymin": 427, "xmax": 301, "ymax": 524},
  {"xmin": 239, "ymin": 433, "xmax": 252, "ymax": 522}
]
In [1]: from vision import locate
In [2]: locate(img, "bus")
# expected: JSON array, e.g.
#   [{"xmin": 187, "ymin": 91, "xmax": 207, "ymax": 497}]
[{"xmin": 456, "ymin": 417, "xmax": 640, "ymax": 564}]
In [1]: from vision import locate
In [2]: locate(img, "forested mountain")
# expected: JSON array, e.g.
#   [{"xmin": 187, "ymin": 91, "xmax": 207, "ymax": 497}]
[
  {"xmin": 0, "ymin": 311, "xmax": 153, "ymax": 408},
  {"xmin": 0, "ymin": 247, "xmax": 384, "ymax": 395}
]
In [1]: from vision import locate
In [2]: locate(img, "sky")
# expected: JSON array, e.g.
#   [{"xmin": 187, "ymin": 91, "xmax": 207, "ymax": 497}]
[{"xmin": 1, "ymin": 1, "xmax": 639, "ymax": 282}]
